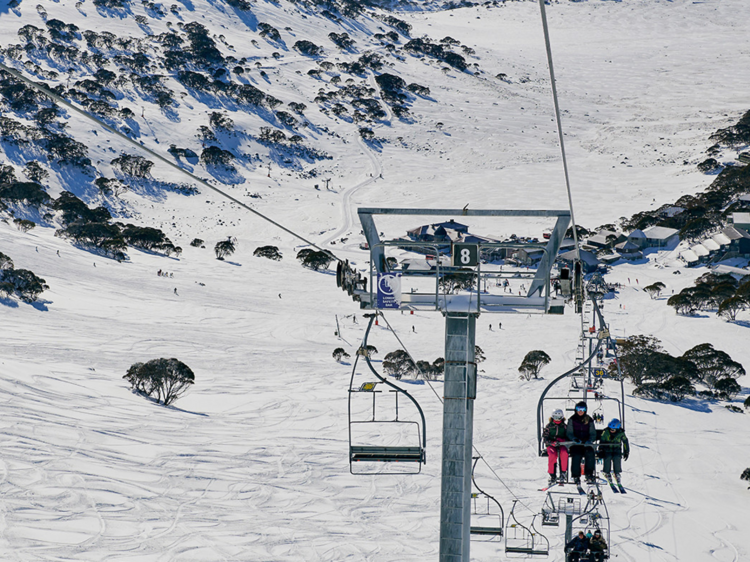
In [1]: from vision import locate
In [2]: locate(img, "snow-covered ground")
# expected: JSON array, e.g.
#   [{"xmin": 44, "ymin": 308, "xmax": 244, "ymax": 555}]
[{"xmin": 1, "ymin": 0, "xmax": 750, "ymax": 560}]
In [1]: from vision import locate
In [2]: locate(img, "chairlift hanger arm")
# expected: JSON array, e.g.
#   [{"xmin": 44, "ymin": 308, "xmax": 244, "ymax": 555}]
[
  {"xmin": 471, "ymin": 457, "xmax": 505, "ymax": 529},
  {"xmin": 361, "ymin": 314, "xmax": 427, "ymax": 461}
]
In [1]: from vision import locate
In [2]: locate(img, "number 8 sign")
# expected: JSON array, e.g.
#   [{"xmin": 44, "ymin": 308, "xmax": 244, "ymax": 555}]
[{"xmin": 452, "ymin": 243, "xmax": 478, "ymax": 267}]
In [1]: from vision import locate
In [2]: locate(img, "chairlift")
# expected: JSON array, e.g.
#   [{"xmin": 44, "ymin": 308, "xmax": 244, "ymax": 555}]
[
  {"xmin": 536, "ymin": 298, "xmax": 627, "ymax": 457},
  {"xmin": 470, "ymin": 457, "xmax": 505, "ymax": 539},
  {"xmin": 566, "ymin": 497, "xmax": 611, "ymax": 562},
  {"xmin": 348, "ymin": 315, "xmax": 427, "ymax": 475},
  {"xmin": 505, "ymin": 501, "xmax": 550, "ymax": 557}
]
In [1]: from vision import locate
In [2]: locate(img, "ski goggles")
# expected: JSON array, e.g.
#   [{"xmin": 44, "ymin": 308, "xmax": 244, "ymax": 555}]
[{"xmin": 575, "ymin": 406, "xmax": 586, "ymax": 412}]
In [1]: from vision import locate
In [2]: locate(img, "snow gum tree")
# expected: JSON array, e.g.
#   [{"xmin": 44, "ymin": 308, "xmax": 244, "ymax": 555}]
[
  {"xmin": 518, "ymin": 350, "xmax": 551, "ymax": 380},
  {"xmin": 643, "ymin": 282, "xmax": 666, "ymax": 299},
  {"xmin": 124, "ymin": 358, "xmax": 195, "ymax": 406},
  {"xmin": 214, "ymin": 237, "xmax": 237, "ymax": 260}
]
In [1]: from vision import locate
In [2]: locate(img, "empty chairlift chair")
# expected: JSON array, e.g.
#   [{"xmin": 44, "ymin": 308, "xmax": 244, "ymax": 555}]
[
  {"xmin": 348, "ymin": 317, "xmax": 427, "ymax": 475},
  {"xmin": 470, "ymin": 458, "xmax": 505, "ymax": 539},
  {"xmin": 505, "ymin": 501, "xmax": 550, "ymax": 557}
]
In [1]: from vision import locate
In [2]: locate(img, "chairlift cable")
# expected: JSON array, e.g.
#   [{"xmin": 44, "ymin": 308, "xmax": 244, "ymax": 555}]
[
  {"xmin": 0, "ymin": 61, "xmax": 342, "ymax": 262},
  {"xmin": 537, "ymin": 0, "xmax": 581, "ymax": 263}
]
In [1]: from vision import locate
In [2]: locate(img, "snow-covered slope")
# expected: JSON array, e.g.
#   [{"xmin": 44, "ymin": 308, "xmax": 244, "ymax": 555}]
[{"xmin": 1, "ymin": 0, "xmax": 750, "ymax": 560}]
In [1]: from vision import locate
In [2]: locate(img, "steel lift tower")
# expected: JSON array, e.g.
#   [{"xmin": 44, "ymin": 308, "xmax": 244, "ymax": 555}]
[{"xmin": 342, "ymin": 208, "xmax": 571, "ymax": 562}]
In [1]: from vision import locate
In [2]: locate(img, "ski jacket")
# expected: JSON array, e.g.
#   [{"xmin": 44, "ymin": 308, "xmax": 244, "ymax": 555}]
[
  {"xmin": 567, "ymin": 414, "xmax": 596, "ymax": 444},
  {"xmin": 600, "ymin": 428, "xmax": 630, "ymax": 456},
  {"xmin": 543, "ymin": 420, "xmax": 567, "ymax": 444},
  {"xmin": 565, "ymin": 536, "xmax": 589, "ymax": 553},
  {"xmin": 589, "ymin": 536, "xmax": 608, "ymax": 553}
]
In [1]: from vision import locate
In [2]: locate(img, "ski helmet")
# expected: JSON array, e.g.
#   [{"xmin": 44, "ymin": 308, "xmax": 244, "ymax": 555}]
[
  {"xmin": 586, "ymin": 532, "xmax": 593, "ymax": 539},
  {"xmin": 575, "ymin": 401, "xmax": 587, "ymax": 413},
  {"xmin": 608, "ymin": 418, "xmax": 621, "ymax": 429},
  {"xmin": 594, "ymin": 530, "xmax": 602, "ymax": 537},
  {"xmin": 552, "ymin": 409, "xmax": 564, "ymax": 420}
]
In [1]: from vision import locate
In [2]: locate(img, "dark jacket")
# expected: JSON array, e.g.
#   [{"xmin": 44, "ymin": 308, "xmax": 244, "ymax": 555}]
[
  {"xmin": 600, "ymin": 428, "xmax": 630, "ymax": 457},
  {"xmin": 567, "ymin": 413, "xmax": 596, "ymax": 444},
  {"xmin": 565, "ymin": 535, "xmax": 589, "ymax": 553},
  {"xmin": 543, "ymin": 420, "xmax": 567, "ymax": 445},
  {"xmin": 589, "ymin": 535, "xmax": 608, "ymax": 553}
]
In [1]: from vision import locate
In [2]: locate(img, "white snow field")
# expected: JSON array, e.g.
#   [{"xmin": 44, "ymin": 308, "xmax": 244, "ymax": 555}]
[{"xmin": 1, "ymin": 0, "xmax": 749, "ymax": 560}]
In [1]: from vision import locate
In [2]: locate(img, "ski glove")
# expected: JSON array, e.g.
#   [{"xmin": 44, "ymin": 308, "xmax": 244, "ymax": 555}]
[{"xmin": 623, "ymin": 453, "xmax": 629, "ymax": 461}]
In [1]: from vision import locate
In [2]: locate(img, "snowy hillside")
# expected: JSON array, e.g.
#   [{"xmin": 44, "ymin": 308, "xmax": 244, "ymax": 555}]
[{"xmin": 1, "ymin": 0, "xmax": 750, "ymax": 560}]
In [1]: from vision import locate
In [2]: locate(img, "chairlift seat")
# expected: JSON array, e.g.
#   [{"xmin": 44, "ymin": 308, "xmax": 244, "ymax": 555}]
[
  {"xmin": 350, "ymin": 445, "xmax": 424, "ymax": 463},
  {"xmin": 470, "ymin": 526, "xmax": 503, "ymax": 536},
  {"xmin": 505, "ymin": 546, "xmax": 549, "ymax": 556}
]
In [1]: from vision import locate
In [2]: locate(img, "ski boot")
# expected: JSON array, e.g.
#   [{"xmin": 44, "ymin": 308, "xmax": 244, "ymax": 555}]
[
  {"xmin": 614, "ymin": 473, "xmax": 622, "ymax": 486},
  {"xmin": 548, "ymin": 473, "xmax": 557, "ymax": 486},
  {"xmin": 573, "ymin": 476, "xmax": 581, "ymax": 486},
  {"xmin": 559, "ymin": 471, "xmax": 567, "ymax": 484},
  {"xmin": 585, "ymin": 474, "xmax": 596, "ymax": 485}
]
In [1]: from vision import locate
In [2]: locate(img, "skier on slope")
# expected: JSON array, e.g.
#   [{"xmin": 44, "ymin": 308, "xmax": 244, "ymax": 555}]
[
  {"xmin": 564, "ymin": 531, "xmax": 589, "ymax": 562},
  {"xmin": 543, "ymin": 409, "xmax": 568, "ymax": 485},
  {"xmin": 599, "ymin": 418, "xmax": 630, "ymax": 486},
  {"xmin": 567, "ymin": 401, "xmax": 597, "ymax": 485},
  {"xmin": 587, "ymin": 529, "xmax": 608, "ymax": 562}
]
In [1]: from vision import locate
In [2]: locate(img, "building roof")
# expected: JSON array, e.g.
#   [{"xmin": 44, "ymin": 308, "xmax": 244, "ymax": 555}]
[
  {"xmin": 692, "ymin": 244, "xmax": 709, "ymax": 257},
  {"xmin": 660, "ymin": 206, "xmax": 685, "ymax": 218},
  {"xmin": 681, "ymin": 250, "xmax": 699, "ymax": 263},
  {"xmin": 615, "ymin": 240, "xmax": 641, "ymax": 252},
  {"xmin": 712, "ymin": 264, "xmax": 750, "ymax": 278},
  {"xmin": 586, "ymin": 234, "xmax": 611, "ymax": 246},
  {"xmin": 723, "ymin": 225, "xmax": 750, "ymax": 240},
  {"xmin": 627, "ymin": 229, "xmax": 646, "ymax": 239},
  {"xmin": 559, "ymin": 249, "xmax": 600, "ymax": 266},
  {"xmin": 701, "ymin": 239, "xmax": 720, "ymax": 251},
  {"xmin": 732, "ymin": 212, "xmax": 750, "ymax": 224},
  {"xmin": 712, "ymin": 233, "xmax": 732, "ymax": 246},
  {"xmin": 642, "ymin": 226, "xmax": 680, "ymax": 240}
]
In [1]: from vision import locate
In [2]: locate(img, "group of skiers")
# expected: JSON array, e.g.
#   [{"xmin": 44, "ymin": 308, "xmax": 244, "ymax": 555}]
[
  {"xmin": 565, "ymin": 529, "xmax": 608, "ymax": 562},
  {"xmin": 543, "ymin": 401, "xmax": 630, "ymax": 487}
]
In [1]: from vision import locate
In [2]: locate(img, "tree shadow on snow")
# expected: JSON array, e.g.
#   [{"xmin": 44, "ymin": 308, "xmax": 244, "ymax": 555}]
[
  {"xmin": 0, "ymin": 296, "xmax": 19, "ymax": 309},
  {"xmin": 30, "ymin": 299, "xmax": 50, "ymax": 311}
]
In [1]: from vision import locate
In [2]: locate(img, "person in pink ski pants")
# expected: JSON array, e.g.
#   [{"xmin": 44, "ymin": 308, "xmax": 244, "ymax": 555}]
[{"xmin": 543, "ymin": 409, "xmax": 569, "ymax": 485}]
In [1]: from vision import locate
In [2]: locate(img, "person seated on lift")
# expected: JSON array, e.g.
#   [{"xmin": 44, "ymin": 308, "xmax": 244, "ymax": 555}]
[
  {"xmin": 567, "ymin": 401, "xmax": 597, "ymax": 485},
  {"xmin": 599, "ymin": 418, "xmax": 630, "ymax": 485},
  {"xmin": 543, "ymin": 408, "xmax": 568, "ymax": 485},
  {"xmin": 565, "ymin": 531, "xmax": 589, "ymax": 562},
  {"xmin": 588, "ymin": 529, "xmax": 608, "ymax": 562}
]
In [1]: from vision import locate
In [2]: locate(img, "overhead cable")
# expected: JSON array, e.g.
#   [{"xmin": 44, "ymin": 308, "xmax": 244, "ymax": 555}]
[{"xmin": 0, "ymin": 61, "xmax": 338, "ymax": 259}]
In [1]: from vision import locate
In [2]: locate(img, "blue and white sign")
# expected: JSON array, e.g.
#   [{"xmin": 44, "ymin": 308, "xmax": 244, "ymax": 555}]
[{"xmin": 377, "ymin": 273, "xmax": 402, "ymax": 309}]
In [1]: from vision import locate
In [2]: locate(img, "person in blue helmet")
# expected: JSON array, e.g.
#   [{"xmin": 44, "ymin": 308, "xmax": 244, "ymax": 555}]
[
  {"xmin": 566, "ymin": 401, "xmax": 597, "ymax": 485},
  {"xmin": 599, "ymin": 418, "xmax": 630, "ymax": 485}
]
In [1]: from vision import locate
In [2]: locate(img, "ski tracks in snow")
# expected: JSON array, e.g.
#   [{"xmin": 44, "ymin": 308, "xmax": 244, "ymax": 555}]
[{"xmin": 319, "ymin": 72, "xmax": 386, "ymax": 250}]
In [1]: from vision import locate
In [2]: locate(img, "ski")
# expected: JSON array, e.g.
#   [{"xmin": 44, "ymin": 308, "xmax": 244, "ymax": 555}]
[
  {"xmin": 539, "ymin": 482, "xmax": 564, "ymax": 492},
  {"xmin": 614, "ymin": 475, "xmax": 627, "ymax": 493},
  {"xmin": 575, "ymin": 482, "xmax": 586, "ymax": 495},
  {"xmin": 604, "ymin": 475, "xmax": 619, "ymax": 493}
]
